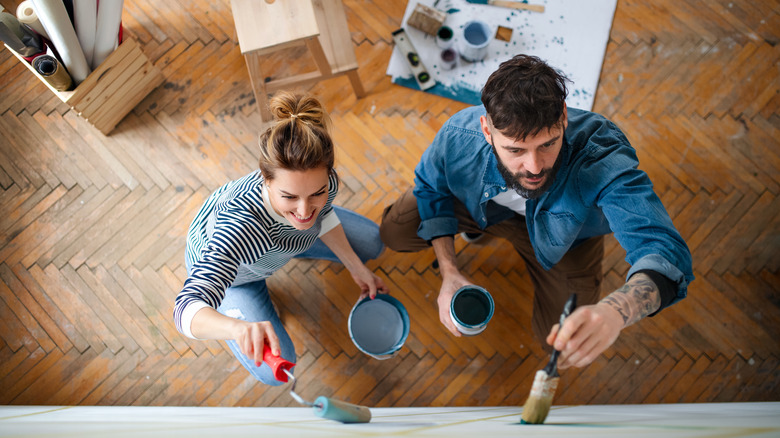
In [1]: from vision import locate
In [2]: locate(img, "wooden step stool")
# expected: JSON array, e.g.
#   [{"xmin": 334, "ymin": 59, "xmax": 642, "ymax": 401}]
[{"xmin": 230, "ymin": 0, "xmax": 366, "ymax": 121}]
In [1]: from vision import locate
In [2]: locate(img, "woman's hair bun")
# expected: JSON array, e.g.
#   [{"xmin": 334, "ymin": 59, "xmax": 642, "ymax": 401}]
[
  {"xmin": 269, "ymin": 91, "xmax": 330, "ymax": 130},
  {"xmin": 257, "ymin": 91, "xmax": 335, "ymax": 180}
]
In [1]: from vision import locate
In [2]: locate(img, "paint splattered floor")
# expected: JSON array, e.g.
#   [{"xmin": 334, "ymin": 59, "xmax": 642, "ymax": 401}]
[{"xmin": 1, "ymin": 403, "xmax": 778, "ymax": 437}]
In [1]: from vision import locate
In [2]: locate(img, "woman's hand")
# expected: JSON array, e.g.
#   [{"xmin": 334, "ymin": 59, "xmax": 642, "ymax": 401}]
[
  {"xmin": 233, "ymin": 320, "xmax": 281, "ymax": 366},
  {"xmin": 318, "ymin": 224, "xmax": 388, "ymax": 299},
  {"xmin": 190, "ymin": 307, "xmax": 281, "ymax": 366},
  {"xmin": 350, "ymin": 264, "xmax": 389, "ymax": 300}
]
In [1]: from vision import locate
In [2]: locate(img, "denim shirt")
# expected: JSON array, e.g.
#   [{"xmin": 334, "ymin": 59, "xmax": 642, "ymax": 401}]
[{"xmin": 413, "ymin": 105, "xmax": 693, "ymax": 307}]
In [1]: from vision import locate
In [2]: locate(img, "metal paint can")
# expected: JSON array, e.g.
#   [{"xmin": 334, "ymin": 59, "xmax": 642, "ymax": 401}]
[
  {"xmin": 440, "ymin": 47, "xmax": 457, "ymax": 70},
  {"xmin": 436, "ymin": 25, "xmax": 454, "ymax": 49},
  {"xmin": 458, "ymin": 20, "xmax": 492, "ymax": 62},
  {"xmin": 449, "ymin": 285, "xmax": 494, "ymax": 335},
  {"xmin": 348, "ymin": 294, "xmax": 409, "ymax": 360}
]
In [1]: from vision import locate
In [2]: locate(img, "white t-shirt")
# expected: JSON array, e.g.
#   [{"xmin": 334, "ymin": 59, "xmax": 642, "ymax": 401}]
[{"xmin": 491, "ymin": 189, "xmax": 527, "ymax": 216}]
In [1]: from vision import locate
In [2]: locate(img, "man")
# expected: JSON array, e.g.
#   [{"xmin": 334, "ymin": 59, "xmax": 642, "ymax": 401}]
[{"xmin": 379, "ymin": 55, "xmax": 693, "ymax": 369}]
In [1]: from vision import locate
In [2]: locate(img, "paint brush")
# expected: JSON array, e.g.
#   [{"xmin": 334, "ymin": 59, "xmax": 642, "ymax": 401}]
[
  {"xmin": 465, "ymin": 0, "xmax": 545, "ymax": 13},
  {"xmin": 520, "ymin": 293, "xmax": 577, "ymax": 424}
]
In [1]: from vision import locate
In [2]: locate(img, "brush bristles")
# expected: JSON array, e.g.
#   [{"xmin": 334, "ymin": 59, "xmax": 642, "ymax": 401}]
[{"xmin": 520, "ymin": 370, "xmax": 559, "ymax": 424}]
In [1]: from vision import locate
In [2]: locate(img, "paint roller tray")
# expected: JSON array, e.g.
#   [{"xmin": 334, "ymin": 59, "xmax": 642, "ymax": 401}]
[{"xmin": 6, "ymin": 37, "xmax": 163, "ymax": 134}]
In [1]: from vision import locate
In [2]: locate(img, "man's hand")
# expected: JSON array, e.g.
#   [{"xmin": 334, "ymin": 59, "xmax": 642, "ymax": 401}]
[
  {"xmin": 545, "ymin": 302, "xmax": 623, "ymax": 368},
  {"xmin": 546, "ymin": 272, "xmax": 662, "ymax": 368},
  {"xmin": 430, "ymin": 235, "xmax": 473, "ymax": 336},
  {"xmin": 437, "ymin": 273, "xmax": 472, "ymax": 337}
]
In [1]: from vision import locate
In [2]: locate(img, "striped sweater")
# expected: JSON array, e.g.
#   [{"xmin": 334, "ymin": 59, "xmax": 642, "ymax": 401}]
[{"xmin": 174, "ymin": 170, "xmax": 340, "ymax": 339}]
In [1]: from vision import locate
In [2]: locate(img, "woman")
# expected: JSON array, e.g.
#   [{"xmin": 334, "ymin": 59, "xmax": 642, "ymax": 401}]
[{"xmin": 174, "ymin": 91, "xmax": 387, "ymax": 385}]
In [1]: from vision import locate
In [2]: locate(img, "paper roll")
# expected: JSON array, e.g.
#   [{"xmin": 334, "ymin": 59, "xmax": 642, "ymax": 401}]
[
  {"xmin": 31, "ymin": 0, "xmax": 91, "ymax": 84},
  {"xmin": 16, "ymin": 1, "xmax": 50, "ymax": 40},
  {"xmin": 73, "ymin": 0, "xmax": 96, "ymax": 67},
  {"xmin": 92, "ymin": 0, "xmax": 122, "ymax": 69},
  {"xmin": 33, "ymin": 54, "xmax": 72, "ymax": 91}
]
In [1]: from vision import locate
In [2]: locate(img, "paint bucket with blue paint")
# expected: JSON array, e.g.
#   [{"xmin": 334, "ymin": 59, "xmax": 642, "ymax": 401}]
[
  {"xmin": 348, "ymin": 294, "xmax": 409, "ymax": 360},
  {"xmin": 450, "ymin": 285, "xmax": 494, "ymax": 335},
  {"xmin": 459, "ymin": 20, "xmax": 492, "ymax": 62}
]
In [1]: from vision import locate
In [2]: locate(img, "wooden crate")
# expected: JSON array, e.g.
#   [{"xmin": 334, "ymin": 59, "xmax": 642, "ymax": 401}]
[{"xmin": 6, "ymin": 38, "xmax": 163, "ymax": 135}]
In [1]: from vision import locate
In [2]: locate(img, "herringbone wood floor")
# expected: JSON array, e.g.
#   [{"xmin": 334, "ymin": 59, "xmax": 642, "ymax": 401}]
[{"xmin": 0, "ymin": 0, "xmax": 778, "ymax": 408}]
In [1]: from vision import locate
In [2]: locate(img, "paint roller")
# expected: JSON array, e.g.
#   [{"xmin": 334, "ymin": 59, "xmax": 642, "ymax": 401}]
[{"xmin": 262, "ymin": 343, "xmax": 372, "ymax": 423}]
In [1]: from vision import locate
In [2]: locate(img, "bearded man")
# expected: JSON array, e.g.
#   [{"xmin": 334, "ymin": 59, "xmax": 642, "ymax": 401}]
[{"xmin": 379, "ymin": 55, "xmax": 693, "ymax": 369}]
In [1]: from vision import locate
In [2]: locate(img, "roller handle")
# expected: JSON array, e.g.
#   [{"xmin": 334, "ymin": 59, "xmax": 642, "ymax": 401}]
[
  {"xmin": 261, "ymin": 343, "xmax": 295, "ymax": 382},
  {"xmin": 313, "ymin": 396, "xmax": 372, "ymax": 423}
]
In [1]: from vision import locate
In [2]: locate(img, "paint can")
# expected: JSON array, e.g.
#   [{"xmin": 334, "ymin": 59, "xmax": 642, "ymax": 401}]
[
  {"xmin": 449, "ymin": 285, "xmax": 494, "ymax": 335},
  {"xmin": 458, "ymin": 20, "xmax": 492, "ymax": 62},
  {"xmin": 436, "ymin": 25, "xmax": 454, "ymax": 49},
  {"xmin": 440, "ymin": 47, "xmax": 457, "ymax": 70},
  {"xmin": 348, "ymin": 294, "xmax": 409, "ymax": 360}
]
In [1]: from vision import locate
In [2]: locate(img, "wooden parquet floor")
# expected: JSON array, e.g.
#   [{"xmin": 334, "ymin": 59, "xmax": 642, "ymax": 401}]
[{"xmin": 0, "ymin": 0, "xmax": 778, "ymax": 408}]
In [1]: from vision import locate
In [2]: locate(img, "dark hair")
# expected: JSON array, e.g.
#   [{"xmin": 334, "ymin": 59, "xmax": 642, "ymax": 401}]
[
  {"xmin": 258, "ymin": 91, "xmax": 334, "ymax": 180},
  {"xmin": 481, "ymin": 55, "xmax": 569, "ymax": 140}
]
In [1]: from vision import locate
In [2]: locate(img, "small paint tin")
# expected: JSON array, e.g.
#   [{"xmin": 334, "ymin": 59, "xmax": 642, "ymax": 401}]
[
  {"xmin": 348, "ymin": 294, "xmax": 409, "ymax": 360},
  {"xmin": 449, "ymin": 285, "xmax": 494, "ymax": 335},
  {"xmin": 436, "ymin": 25, "xmax": 454, "ymax": 49},
  {"xmin": 458, "ymin": 20, "xmax": 492, "ymax": 62},
  {"xmin": 440, "ymin": 48, "xmax": 457, "ymax": 70}
]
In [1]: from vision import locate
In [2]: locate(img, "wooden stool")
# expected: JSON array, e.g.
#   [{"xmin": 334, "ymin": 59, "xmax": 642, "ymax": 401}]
[{"xmin": 230, "ymin": 0, "xmax": 366, "ymax": 121}]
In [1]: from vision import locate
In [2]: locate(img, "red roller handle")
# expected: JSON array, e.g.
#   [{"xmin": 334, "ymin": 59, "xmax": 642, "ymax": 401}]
[{"xmin": 261, "ymin": 343, "xmax": 295, "ymax": 382}]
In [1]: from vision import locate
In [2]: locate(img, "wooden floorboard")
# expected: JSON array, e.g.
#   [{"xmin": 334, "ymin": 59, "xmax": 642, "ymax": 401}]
[{"xmin": 0, "ymin": 0, "xmax": 778, "ymax": 407}]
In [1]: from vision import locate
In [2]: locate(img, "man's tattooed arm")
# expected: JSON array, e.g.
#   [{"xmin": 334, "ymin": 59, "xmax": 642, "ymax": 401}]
[{"xmin": 599, "ymin": 272, "xmax": 661, "ymax": 327}]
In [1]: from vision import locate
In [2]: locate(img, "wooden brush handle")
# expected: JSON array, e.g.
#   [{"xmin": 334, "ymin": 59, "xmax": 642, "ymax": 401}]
[{"xmin": 488, "ymin": 0, "xmax": 545, "ymax": 13}]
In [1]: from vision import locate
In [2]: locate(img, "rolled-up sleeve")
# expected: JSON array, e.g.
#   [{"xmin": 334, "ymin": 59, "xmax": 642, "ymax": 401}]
[{"xmin": 413, "ymin": 126, "xmax": 459, "ymax": 241}]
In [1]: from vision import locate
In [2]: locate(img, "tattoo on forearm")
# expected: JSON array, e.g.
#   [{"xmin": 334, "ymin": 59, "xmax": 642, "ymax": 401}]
[{"xmin": 599, "ymin": 273, "xmax": 661, "ymax": 327}]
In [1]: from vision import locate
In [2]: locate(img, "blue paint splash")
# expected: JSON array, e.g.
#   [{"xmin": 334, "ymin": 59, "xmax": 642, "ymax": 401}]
[{"xmin": 393, "ymin": 77, "xmax": 482, "ymax": 106}]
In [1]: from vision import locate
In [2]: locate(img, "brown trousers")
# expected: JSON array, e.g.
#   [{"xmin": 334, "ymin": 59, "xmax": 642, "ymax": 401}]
[{"xmin": 380, "ymin": 188, "xmax": 604, "ymax": 347}]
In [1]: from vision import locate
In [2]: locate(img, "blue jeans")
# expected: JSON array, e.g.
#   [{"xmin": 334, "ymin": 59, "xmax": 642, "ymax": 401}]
[{"xmin": 189, "ymin": 206, "xmax": 384, "ymax": 385}]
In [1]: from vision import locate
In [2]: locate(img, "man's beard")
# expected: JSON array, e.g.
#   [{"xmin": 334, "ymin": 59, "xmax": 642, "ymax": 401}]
[{"xmin": 493, "ymin": 145, "xmax": 562, "ymax": 200}]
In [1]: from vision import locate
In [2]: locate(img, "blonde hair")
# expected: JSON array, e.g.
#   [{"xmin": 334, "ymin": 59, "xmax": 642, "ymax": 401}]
[{"xmin": 258, "ymin": 91, "xmax": 334, "ymax": 180}]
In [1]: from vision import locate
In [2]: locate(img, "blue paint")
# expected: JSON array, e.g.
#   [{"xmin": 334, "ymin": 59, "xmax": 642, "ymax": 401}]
[
  {"xmin": 348, "ymin": 294, "xmax": 409, "ymax": 359},
  {"xmin": 447, "ymin": 8, "xmax": 460, "ymax": 13},
  {"xmin": 393, "ymin": 77, "xmax": 482, "ymax": 106},
  {"xmin": 464, "ymin": 22, "xmax": 488, "ymax": 45}
]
